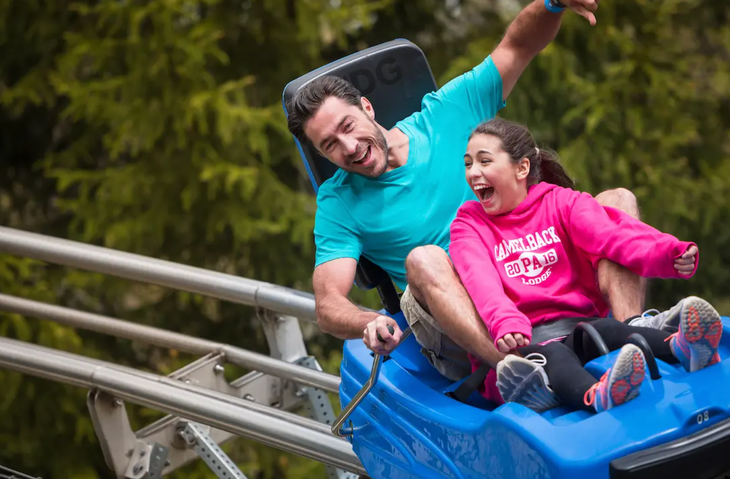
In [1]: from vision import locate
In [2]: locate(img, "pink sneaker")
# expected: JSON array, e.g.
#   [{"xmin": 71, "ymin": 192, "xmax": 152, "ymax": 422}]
[
  {"xmin": 584, "ymin": 344, "xmax": 645, "ymax": 413},
  {"xmin": 668, "ymin": 297, "xmax": 722, "ymax": 372}
]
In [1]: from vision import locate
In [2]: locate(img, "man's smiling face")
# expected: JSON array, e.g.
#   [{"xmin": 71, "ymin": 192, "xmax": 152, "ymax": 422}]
[{"xmin": 304, "ymin": 96, "xmax": 389, "ymax": 178}]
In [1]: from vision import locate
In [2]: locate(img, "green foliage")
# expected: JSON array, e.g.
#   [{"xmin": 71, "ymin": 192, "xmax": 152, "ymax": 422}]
[
  {"xmin": 0, "ymin": 255, "xmax": 104, "ymax": 477},
  {"xmin": 0, "ymin": 0, "xmax": 396, "ymax": 477},
  {"xmin": 0, "ymin": 0, "xmax": 729, "ymax": 478}
]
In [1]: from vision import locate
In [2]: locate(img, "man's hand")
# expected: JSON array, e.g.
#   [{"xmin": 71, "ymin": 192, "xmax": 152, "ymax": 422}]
[
  {"xmin": 675, "ymin": 245, "xmax": 699, "ymax": 276},
  {"xmin": 363, "ymin": 316, "xmax": 403, "ymax": 356},
  {"xmin": 563, "ymin": 0, "xmax": 599, "ymax": 26},
  {"xmin": 496, "ymin": 333, "xmax": 530, "ymax": 353}
]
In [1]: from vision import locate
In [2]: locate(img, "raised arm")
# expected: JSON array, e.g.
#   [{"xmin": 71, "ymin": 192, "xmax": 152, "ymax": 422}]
[
  {"xmin": 423, "ymin": 0, "xmax": 600, "ymax": 131},
  {"xmin": 493, "ymin": 0, "xmax": 599, "ymax": 100},
  {"xmin": 564, "ymin": 190, "xmax": 698, "ymax": 279}
]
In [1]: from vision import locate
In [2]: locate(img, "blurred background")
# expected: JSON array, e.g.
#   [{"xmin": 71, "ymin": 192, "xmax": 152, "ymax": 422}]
[{"xmin": 0, "ymin": 0, "xmax": 728, "ymax": 477}]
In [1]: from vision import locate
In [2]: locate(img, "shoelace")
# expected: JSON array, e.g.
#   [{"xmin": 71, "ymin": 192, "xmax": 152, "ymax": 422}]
[
  {"xmin": 583, "ymin": 370, "xmax": 610, "ymax": 407},
  {"xmin": 524, "ymin": 352, "xmax": 547, "ymax": 367},
  {"xmin": 664, "ymin": 332, "xmax": 678, "ymax": 343},
  {"xmin": 641, "ymin": 308, "xmax": 661, "ymax": 319}
]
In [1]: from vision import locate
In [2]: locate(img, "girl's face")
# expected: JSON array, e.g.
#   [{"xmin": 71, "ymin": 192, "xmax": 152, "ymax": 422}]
[{"xmin": 464, "ymin": 134, "xmax": 530, "ymax": 215}]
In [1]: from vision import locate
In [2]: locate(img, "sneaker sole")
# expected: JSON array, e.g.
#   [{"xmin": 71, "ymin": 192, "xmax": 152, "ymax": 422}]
[
  {"xmin": 679, "ymin": 297, "xmax": 722, "ymax": 372},
  {"xmin": 662, "ymin": 296, "xmax": 717, "ymax": 333},
  {"xmin": 496, "ymin": 356, "xmax": 562, "ymax": 412},
  {"xmin": 605, "ymin": 345, "xmax": 645, "ymax": 409}
]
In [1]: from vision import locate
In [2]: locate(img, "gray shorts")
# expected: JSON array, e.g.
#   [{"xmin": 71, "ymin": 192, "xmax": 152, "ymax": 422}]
[{"xmin": 400, "ymin": 286, "xmax": 472, "ymax": 381}]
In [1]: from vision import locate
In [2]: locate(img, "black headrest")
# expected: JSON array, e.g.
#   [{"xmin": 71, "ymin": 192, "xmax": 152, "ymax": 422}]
[{"xmin": 282, "ymin": 39, "xmax": 437, "ymax": 191}]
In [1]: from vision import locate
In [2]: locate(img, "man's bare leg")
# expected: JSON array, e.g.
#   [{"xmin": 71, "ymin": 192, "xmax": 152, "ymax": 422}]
[
  {"xmin": 405, "ymin": 245, "xmax": 505, "ymax": 368},
  {"xmin": 595, "ymin": 188, "xmax": 647, "ymax": 321}
]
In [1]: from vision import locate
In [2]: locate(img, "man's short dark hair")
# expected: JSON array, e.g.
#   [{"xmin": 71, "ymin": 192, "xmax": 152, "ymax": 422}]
[{"xmin": 286, "ymin": 76, "xmax": 363, "ymax": 145}]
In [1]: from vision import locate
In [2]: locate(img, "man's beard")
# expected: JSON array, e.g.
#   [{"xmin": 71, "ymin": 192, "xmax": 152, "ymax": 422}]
[{"xmin": 346, "ymin": 126, "xmax": 389, "ymax": 179}]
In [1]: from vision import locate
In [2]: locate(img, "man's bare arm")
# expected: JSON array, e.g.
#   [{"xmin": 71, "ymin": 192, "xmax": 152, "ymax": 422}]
[
  {"xmin": 312, "ymin": 258, "xmax": 383, "ymax": 339},
  {"xmin": 492, "ymin": 0, "xmax": 598, "ymax": 100}
]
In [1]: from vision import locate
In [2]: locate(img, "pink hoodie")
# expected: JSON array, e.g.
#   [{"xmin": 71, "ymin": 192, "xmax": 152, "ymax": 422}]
[{"xmin": 450, "ymin": 182, "xmax": 698, "ymax": 349}]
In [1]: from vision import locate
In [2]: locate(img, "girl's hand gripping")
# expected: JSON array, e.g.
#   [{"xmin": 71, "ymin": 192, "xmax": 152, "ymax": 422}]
[{"xmin": 496, "ymin": 332, "xmax": 530, "ymax": 353}]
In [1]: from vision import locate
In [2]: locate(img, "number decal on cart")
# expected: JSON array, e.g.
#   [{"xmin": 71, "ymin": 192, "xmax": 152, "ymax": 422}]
[{"xmin": 697, "ymin": 410, "xmax": 711, "ymax": 424}]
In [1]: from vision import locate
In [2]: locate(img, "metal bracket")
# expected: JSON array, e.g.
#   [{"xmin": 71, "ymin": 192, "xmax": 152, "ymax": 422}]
[
  {"xmin": 255, "ymin": 310, "xmax": 308, "ymax": 363},
  {"xmin": 88, "ymin": 314, "xmax": 335, "ymax": 478},
  {"xmin": 168, "ymin": 352, "xmax": 235, "ymax": 392},
  {"xmin": 297, "ymin": 357, "xmax": 337, "ymax": 428},
  {"xmin": 297, "ymin": 357, "xmax": 358, "ymax": 479},
  {"xmin": 124, "ymin": 442, "xmax": 169, "ymax": 479},
  {"xmin": 87, "ymin": 389, "xmax": 138, "ymax": 478},
  {"xmin": 178, "ymin": 422, "xmax": 248, "ymax": 479},
  {"xmin": 88, "ymin": 351, "xmax": 307, "ymax": 478},
  {"xmin": 87, "ymin": 389, "xmax": 171, "ymax": 479},
  {"xmin": 133, "ymin": 371, "xmax": 299, "ymax": 474}
]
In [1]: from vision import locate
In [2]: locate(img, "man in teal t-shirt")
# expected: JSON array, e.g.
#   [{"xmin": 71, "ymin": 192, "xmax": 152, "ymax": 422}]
[
  {"xmin": 287, "ymin": 0, "xmax": 645, "ymax": 382},
  {"xmin": 313, "ymin": 56, "xmax": 504, "ymax": 292}
]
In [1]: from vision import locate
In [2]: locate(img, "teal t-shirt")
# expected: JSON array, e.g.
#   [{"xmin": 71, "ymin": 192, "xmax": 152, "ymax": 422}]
[{"xmin": 313, "ymin": 56, "xmax": 506, "ymax": 291}]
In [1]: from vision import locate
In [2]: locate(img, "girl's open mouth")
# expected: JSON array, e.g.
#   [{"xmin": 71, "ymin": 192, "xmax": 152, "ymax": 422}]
[{"xmin": 474, "ymin": 184, "xmax": 495, "ymax": 202}]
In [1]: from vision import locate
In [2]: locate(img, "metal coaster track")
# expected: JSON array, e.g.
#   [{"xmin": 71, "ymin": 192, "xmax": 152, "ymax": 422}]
[{"xmin": 0, "ymin": 226, "xmax": 365, "ymax": 479}]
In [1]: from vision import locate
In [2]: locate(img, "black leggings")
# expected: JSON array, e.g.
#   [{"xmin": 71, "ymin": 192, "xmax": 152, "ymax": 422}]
[{"xmin": 518, "ymin": 318, "xmax": 677, "ymax": 411}]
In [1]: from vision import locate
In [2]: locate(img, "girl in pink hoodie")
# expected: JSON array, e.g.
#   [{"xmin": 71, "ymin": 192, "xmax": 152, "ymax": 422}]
[{"xmin": 450, "ymin": 118, "xmax": 723, "ymax": 413}]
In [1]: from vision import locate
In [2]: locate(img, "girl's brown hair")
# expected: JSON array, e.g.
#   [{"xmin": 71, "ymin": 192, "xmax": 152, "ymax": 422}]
[{"xmin": 470, "ymin": 118, "xmax": 575, "ymax": 190}]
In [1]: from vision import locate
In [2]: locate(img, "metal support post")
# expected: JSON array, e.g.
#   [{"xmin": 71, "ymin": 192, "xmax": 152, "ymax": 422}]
[
  {"xmin": 87, "ymin": 390, "xmax": 138, "ymax": 478},
  {"xmin": 178, "ymin": 422, "xmax": 248, "ymax": 479},
  {"xmin": 254, "ymin": 310, "xmax": 358, "ymax": 478},
  {"xmin": 87, "ymin": 390, "xmax": 171, "ymax": 479},
  {"xmin": 298, "ymin": 357, "xmax": 358, "ymax": 479},
  {"xmin": 256, "ymin": 309, "xmax": 308, "ymax": 362},
  {"xmin": 255, "ymin": 309, "xmax": 313, "ymax": 410},
  {"xmin": 255, "ymin": 311, "xmax": 357, "ymax": 478}
]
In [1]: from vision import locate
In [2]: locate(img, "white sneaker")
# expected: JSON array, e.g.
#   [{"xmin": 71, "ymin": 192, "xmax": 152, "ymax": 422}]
[
  {"xmin": 628, "ymin": 296, "xmax": 714, "ymax": 333},
  {"xmin": 626, "ymin": 309, "xmax": 664, "ymax": 329},
  {"xmin": 496, "ymin": 353, "xmax": 562, "ymax": 412}
]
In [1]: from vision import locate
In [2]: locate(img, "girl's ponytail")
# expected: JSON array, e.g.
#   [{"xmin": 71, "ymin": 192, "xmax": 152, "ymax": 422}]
[{"xmin": 531, "ymin": 148, "xmax": 575, "ymax": 190}]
